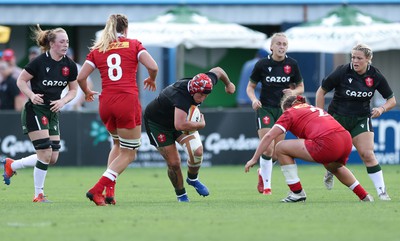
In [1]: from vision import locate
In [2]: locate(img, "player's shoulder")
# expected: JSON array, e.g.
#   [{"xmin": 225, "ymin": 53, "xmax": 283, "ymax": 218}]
[{"xmin": 285, "ymin": 56, "xmax": 300, "ymax": 65}]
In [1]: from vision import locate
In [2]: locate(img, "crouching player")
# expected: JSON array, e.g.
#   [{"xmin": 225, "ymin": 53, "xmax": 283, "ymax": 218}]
[
  {"xmin": 144, "ymin": 67, "xmax": 235, "ymax": 202},
  {"xmin": 245, "ymin": 95, "xmax": 374, "ymax": 202}
]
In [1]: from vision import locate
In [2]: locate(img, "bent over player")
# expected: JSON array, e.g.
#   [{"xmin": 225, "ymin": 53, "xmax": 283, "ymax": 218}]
[
  {"xmin": 245, "ymin": 95, "xmax": 374, "ymax": 202},
  {"xmin": 144, "ymin": 67, "xmax": 235, "ymax": 202}
]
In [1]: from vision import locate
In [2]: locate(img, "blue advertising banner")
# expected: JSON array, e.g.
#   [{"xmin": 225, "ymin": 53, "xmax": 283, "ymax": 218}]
[{"xmin": 0, "ymin": 109, "xmax": 398, "ymax": 166}]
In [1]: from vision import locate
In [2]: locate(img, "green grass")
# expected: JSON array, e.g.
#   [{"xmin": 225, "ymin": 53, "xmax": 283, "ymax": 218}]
[{"xmin": 1, "ymin": 164, "xmax": 399, "ymax": 241}]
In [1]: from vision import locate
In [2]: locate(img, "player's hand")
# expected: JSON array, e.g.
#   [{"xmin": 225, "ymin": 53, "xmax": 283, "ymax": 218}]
[
  {"xmin": 30, "ymin": 93, "xmax": 44, "ymax": 105},
  {"xmin": 371, "ymin": 107, "xmax": 384, "ymax": 118},
  {"xmin": 251, "ymin": 99, "xmax": 262, "ymax": 110},
  {"xmin": 144, "ymin": 77, "xmax": 156, "ymax": 91},
  {"xmin": 50, "ymin": 99, "xmax": 66, "ymax": 112},
  {"xmin": 225, "ymin": 82, "xmax": 236, "ymax": 94},
  {"xmin": 282, "ymin": 88, "xmax": 293, "ymax": 96},
  {"xmin": 84, "ymin": 90, "xmax": 99, "ymax": 102},
  {"xmin": 244, "ymin": 158, "xmax": 257, "ymax": 173}
]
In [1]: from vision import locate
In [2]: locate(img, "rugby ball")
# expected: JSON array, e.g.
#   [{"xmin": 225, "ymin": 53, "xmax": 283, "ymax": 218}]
[{"xmin": 184, "ymin": 105, "xmax": 201, "ymax": 134}]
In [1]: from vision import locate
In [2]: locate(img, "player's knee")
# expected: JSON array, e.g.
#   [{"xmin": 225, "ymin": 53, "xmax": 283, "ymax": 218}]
[
  {"xmin": 167, "ymin": 160, "xmax": 181, "ymax": 170},
  {"xmin": 119, "ymin": 137, "xmax": 141, "ymax": 150},
  {"xmin": 193, "ymin": 145, "xmax": 203, "ymax": 156},
  {"xmin": 51, "ymin": 140, "xmax": 61, "ymax": 151},
  {"xmin": 32, "ymin": 138, "xmax": 52, "ymax": 150}
]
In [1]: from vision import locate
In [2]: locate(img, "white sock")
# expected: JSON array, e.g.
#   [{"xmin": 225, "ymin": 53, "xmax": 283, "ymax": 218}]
[
  {"xmin": 34, "ymin": 160, "xmax": 48, "ymax": 197},
  {"xmin": 368, "ymin": 170, "xmax": 386, "ymax": 195},
  {"xmin": 103, "ymin": 168, "xmax": 118, "ymax": 182},
  {"xmin": 260, "ymin": 156, "xmax": 272, "ymax": 189},
  {"xmin": 280, "ymin": 164, "xmax": 300, "ymax": 185},
  {"xmin": 11, "ymin": 154, "xmax": 38, "ymax": 171}
]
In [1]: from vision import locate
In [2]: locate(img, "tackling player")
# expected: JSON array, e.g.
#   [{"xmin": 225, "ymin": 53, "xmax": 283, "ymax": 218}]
[{"xmin": 245, "ymin": 95, "xmax": 374, "ymax": 202}]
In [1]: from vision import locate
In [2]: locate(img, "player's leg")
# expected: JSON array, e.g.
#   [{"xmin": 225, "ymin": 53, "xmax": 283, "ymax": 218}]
[
  {"xmin": 353, "ymin": 131, "xmax": 390, "ymax": 200},
  {"xmin": 178, "ymin": 132, "xmax": 209, "ymax": 197},
  {"xmin": 158, "ymin": 144, "xmax": 188, "ymax": 202},
  {"xmin": 29, "ymin": 130, "xmax": 53, "ymax": 202},
  {"xmin": 275, "ymin": 139, "xmax": 309, "ymax": 202},
  {"xmin": 325, "ymin": 162, "xmax": 372, "ymax": 201},
  {"xmin": 257, "ymin": 127, "xmax": 274, "ymax": 195}
]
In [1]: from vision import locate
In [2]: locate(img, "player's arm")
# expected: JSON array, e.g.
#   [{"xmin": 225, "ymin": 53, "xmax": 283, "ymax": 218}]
[
  {"xmin": 245, "ymin": 125, "xmax": 283, "ymax": 172},
  {"xmin": 371, "ymin": 96, "xmax": 396, "ymax": 118},
  {"xmin": 139, "ymin": 50, "xmax": 158, "ymax": 91},
  {"xmin": 77, "ymin": 62, "xmax": 98, "ymax": 102},
  {"xmin": 315, "ymin": 86, "xmax": 328, "ymax": 109},
  {"xmin": 209, "ymin": 66, "xmax": 235, "ymax": 94},
  {"xmin": 17, "ymin": 70, "xmax": 44, "ymax": 105},
  {"xmin": 174, "ymin": 107, "xmax": 205, "ymax": 132},
  {"xmin": 247, "ymin": 81, "xmax": 261, "ymax": 110}
]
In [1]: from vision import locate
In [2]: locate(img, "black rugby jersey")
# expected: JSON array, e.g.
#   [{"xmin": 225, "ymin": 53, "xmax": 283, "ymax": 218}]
[
  {"xmin": 250, "ymin": 54, "xmax": 303, "ymax": 107},
  {"xmin": 321, "ymin": 63, "xmax": 394, "ymax": 117},
  {"xmin": 24, "ymin": 51, "xmax": 78, "ymax": 106},
  {"xmin": 144, "ymin": 72, "xmax": 218, "ymax": 129}
]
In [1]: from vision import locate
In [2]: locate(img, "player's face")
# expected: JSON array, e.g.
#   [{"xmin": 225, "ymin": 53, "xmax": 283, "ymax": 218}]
[
  {"xmin": 351, "ymin": 50, "xmax": 369, "ymax": 75},
  {"xmin": 50, "ymin": 32, "xmax": 69, "ymax": 58},
  {"xmin": 270, "ymin": 36, "xmax": 288, "ymax": 60},
  {"xmin": 193, "ymin": 93, "xmax": 208, "ymax": 104}
]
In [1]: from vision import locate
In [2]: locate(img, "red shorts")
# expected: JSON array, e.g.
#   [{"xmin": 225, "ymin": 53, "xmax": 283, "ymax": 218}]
[
  {"xmin": 304, "ymin": 130, "xmax": 352, "ymax": 165},
  {"xmin": 99, "ymin": 93, "xmax": 141, "ymax": 131}
]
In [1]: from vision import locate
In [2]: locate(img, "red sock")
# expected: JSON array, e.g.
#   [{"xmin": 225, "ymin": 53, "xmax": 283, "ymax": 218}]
[
  {"xmin": 106, "ymin": 181, "xmax": 116, "ymax": 197},
  {"xmin": 288, "ymin": 182, "xmax": 303, "ymax": 193},
  {"xmin": 90, "ymin": 176, "xmax": 113, "ymax": 194},
  {"xmin": 353, "ymin": 184, "xmax": 368, "ymax": 200}
]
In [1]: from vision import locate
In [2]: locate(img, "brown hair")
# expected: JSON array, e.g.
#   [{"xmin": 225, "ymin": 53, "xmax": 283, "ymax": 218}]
[
  {"xmin": 281, "ymin": 95, "xmax": 306, "ymax": 110},
  {"xmin": 31, "ymin": 24, "xmax": 67, "ymax": 52},
  {"xmin": 92, "ymin": 14, "xmax": 129, "ymax": 53}
]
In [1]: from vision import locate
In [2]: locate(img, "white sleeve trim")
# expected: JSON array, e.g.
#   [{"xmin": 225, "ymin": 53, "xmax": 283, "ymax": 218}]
[
  {"xmin": 137, "ymin": 49, "xmax": 147, "ymax": 60},
  {"xmin": 85, "ymin": 60, "xmax": 96, "ymax": 69},
  {"xmin": 275, "ymin": 124, "xmax": 287, "ymax": 133}
]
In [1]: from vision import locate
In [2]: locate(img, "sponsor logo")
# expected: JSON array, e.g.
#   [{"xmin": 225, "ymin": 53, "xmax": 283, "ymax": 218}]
[
  {"xmin": 89, "ymin": 120, "xmax": 109, "ymax": 145},
  {"xmin": 42, "ymin": 79, "xmax": 68, "ymax": 87},
  {"xmin": 265, "ymin": 76, "xmax": 291, "ymax": 83},
  {"xmin": 345, "ymin": 90, "xmax": 373, "ymax": 98},
  {"xmin": 0, "ymin": 135, "xmax": 66, "ymax": 156}
]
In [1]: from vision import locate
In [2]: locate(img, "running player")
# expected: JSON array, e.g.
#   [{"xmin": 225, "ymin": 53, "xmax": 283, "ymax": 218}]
[
  {"xmin": 247, "ymin": 32, "xmax": 304, "ymax": 195},
  {"xmin": 316, "ymin": 43, "xmax": 396, "ymax": 200}
]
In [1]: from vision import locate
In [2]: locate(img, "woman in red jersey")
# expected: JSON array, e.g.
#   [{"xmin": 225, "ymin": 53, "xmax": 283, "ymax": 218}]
[
  {"xmin": 245, "ymin": 95, "xmax": 373, "ymax": 202},
  {"xmin": 77, "ymin": 14, "xmax": 158, "ymax": 206}
]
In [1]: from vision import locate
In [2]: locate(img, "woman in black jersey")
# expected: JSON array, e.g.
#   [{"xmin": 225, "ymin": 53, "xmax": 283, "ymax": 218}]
[
  {"xmin": 144, "ymin": 67, "xmax": 235, "ymax": 202},
  {"xmin": 247, "ymin": 32, "xmax": 304, "ymax": 195},
  {"xmin": 2, "ymin": 25, "xmax": 78, "ymax": 202},
  {"xmin": 316, "ymin": 43, "xmax": 396, "ymax": 200}
]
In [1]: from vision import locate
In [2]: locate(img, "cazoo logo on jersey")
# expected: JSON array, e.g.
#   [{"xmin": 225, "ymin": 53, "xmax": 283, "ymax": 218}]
[
  {"xmin": 42, "ymin": 79, "xmax": 68, "ymax": 87},
  {"xmin": 0, "ymin": 135, "xmax": 66, "ymax": 157}
]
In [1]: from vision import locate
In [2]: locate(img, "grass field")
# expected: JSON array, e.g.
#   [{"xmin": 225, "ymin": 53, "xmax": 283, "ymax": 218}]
[{"xmin": 0, "ymin": 164, "xmax": 399, "ymax": 241}]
